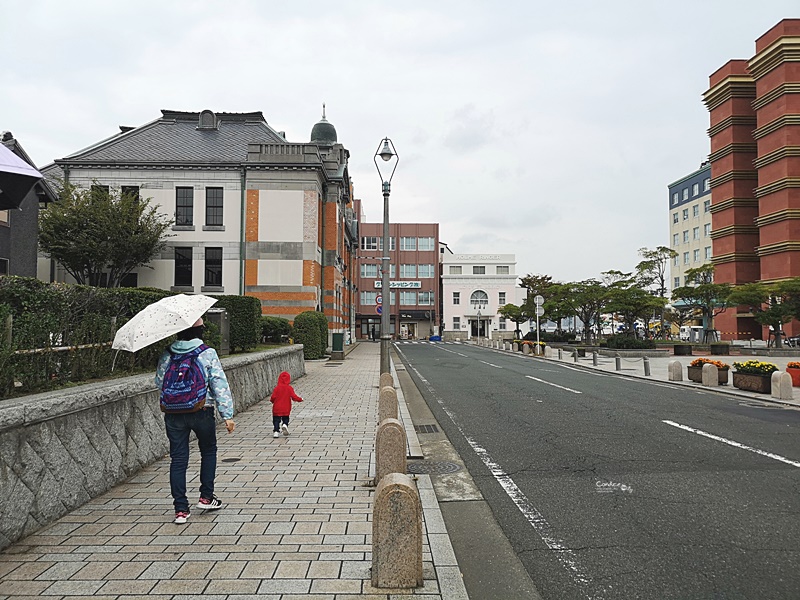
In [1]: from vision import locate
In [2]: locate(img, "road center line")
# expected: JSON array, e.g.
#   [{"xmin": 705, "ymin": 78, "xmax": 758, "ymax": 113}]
[
  {"xmin": 526, "ymin": 375, "xmax": 582, "ymax": 394},
  {"xmin": 480, "ymin": 360, "xmax": 502, "ymax": 368},
  {"xmin": 663, "ymin": 420, "xmax": 800, "ymax": 468}
]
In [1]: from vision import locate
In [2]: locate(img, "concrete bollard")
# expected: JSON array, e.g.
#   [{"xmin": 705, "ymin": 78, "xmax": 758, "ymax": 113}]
[
  {"xmin": 643, "ymin": 356, "xmax": 650, "ymax": 376},
  {"xmin": 523, "ymin": 344, "xmax": 531, "ymax": 355},
  {"xmin": 573, "ymin": 349, "xmax": 579, "ymax": 363},
  {"xmin": 701, "ymin": 363, "xmax": 719, "ymax": 387},
  {"xmin": 615, "ymin": 354, "xmax": 622, "ymax": 371},
  {"xmin": 379, "ymin": 372, "xmax": 394, "ymax": 390},
  {"xmin": 558, "ymin": 348, "xmax": 563, "ymax": 360},
  {"xmin": 771, "ymin": 372, "xmax": 793, "ymax": 401},
  {"xmin": 544, "ymin": 346, "xmax": 553, "ymax": 358},
  {"xmin": 668, "ymin": 360, "xmax": 683, "ymax": 381},
  {"xmin": 592, "ymin": 351, "xmax": 598, "ymax": 366},
  {"xmin": 534, "ymin": 344, "xmax": 541, "ymax": 356},
  {"xmin": 513, "ymin": 342, "xmax": 519, "ymax": 352},
  {"xmin": 379, "ymin": 386, "xmax": 399, "ymax": 422},
  {"xmin": 372, "ymin": 472, "xmax": 423, "ymax": 588},
  {"xmin": 375, "ymin": 418, "xmax": 407, "ymax": 484}
]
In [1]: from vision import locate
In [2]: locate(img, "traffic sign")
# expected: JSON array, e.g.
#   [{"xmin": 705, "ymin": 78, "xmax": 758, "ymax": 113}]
[
  {"xmin": 535, "ymin": 307, "xmax": 545, "ymax": 317},
  {"xmin": 376, "ymin": 295, "xmax": 382, "ymax": 305},
  {"xmin": 534, "ymin": 295, "xmax": 544, "ymax": 306},
  {"xmin": 376, "ymin": 306, "xmax": 382, "ymax": 314}
]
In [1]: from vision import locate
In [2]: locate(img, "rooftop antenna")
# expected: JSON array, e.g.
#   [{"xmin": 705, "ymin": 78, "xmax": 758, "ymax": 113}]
[{"xmin": 322, "ymin": 103, "xmax": 327, "ymax": 120}]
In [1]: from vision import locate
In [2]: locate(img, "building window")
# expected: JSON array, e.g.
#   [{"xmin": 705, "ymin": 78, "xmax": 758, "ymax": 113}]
[
  {"xmin": 174, "ymin": 247, "xmax": 192, "ymax": 286},
  {"xmin": 704, "ymin": 199, "xmax": 711, "ymax": 213},
  {"xmin": 400, "ymin": 264, "xmax": 416, "ymax": 278},
  {"xmin": 705, "ymin": 246, "xmax": 712, "ymax": 259},
  {"xmin": 419, "ymin": 291, "xmax": 434, "ymax": 305},
  {"xmin": 684, "ymin": 275, "xmax": 691, "ymax": 285},
  {"xmin": 673, "ymin": 212, "xmax": 678, "ymax": 224},
  {"xmin": 473, "ymin": 266, "xmax": 486, "ymax": 275},
  {"xmin": 205, "ymin": 188, "xmax": 223, "ymax": 226},
  {"xmin": 682, "ymin": 208, "xmax": 689, "ymax": 220},
  {"xmin": 400, "ymin": 291, "xmax": 417, "ymax": 305},
  {"xmin": 376, "ymin": 237, "xmax": 396, "ymax": 251},
  {"xmin": 361, "ymin": 264, "xmax": 378, "ymax": 278},
  {"xmin": 121, "ymin": 186, "xmax": 140, "ymax": 201},
  {"xmin": 400, "ymin": 237, "xmax": 416, "ymax": 251},
  {"xmin": 673, "ymin": 233, "xmax": 679, "ymax": 246},
  {"xmin": 205, "ymin": 247, "xmax": 222, "ymax": 286},
  {"xmin": 361, "ymin": 291, "xmax": 377, "ymax": 305},
  {"xmin": 682, "ymin": 188, "xmax": 688, "ymax": 200},
  {"xmin": 672, "ymin": 193, "xmax": 679, "ymax": 205},
  {"xmin": 361, "ymin": 236, "xmax": 379, "ymax": 250},
  {"xmin": 449, "ymin": 265, "xmax": 462, "ymax": 275},
  {"xmin": 693, "ymin": 227, "xmax": 699, "ymax": 240},
  {"xmin": 390, "ymin": 264, "xmax": 396, "ymax": 278},
  {"xmin": 418, "ymin": 264, "xmax": 434, "ymax": 278},
  {"xmin": 470, "ymin": 290, "xmax": 489, "ymax": 307},
  {"xmin": 703, "ymin": 178, "xmax": 711, "ymax": 191},
  {"xmin": 692, "ymin": 183, "xmax": 699, "ymax": 196},
  {"xmin": 0, "ymin": 258, "xmax": 7, "ymax": 275},
  {"xmin": 693, "ymin": 249, "xmax": 700, "ymax": 262},
  {"xmin": 683, "ymin": 252, "xmax": 689, "ymax": 265},
  {"xmin": 683, "ymin": 230, "xmax": 689, "ymax": 243},
  {"xmin": 674, "ymin": 277, "xmax": 680, "ymax": 289},
  {"xmin": 453, "ymin": 291, "xmax": 460, "ymax": 305},
  {"xmin": 499, "ymin": 291, "xmax": 506, "ymax": 304},
  {"xmin": 499, "ymin": 317, "xmax": 506, "ymax": 330},
  {"xmin": 453, "ymin": 316, "xmax": 460, "ymax": 330},
  {"xmin": 496, "ymin": 265, "xmax": 510, "ymax": 274},
  {"xmin": 693, "ymin": 205, "xmax": 699, "ymax": 217},
  {"xmin": 704, "ymin": 223, "xmax": 711, "ymax": 237},
  {"xmin": 674, "ymin": 256, "xmax": 679, "ymax": 266},
  {"xmin": 176, "ymin": 187, "xmax": 194, "ymax": 226},
  {"xmin": 417, "ymin": 237, "xmax": 435, "ymax": 251}
]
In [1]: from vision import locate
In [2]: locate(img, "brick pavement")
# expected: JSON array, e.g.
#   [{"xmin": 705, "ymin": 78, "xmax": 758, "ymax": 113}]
[{"xmin": 0, "ymin": 343, "xmax": 467, "ymax": 599}]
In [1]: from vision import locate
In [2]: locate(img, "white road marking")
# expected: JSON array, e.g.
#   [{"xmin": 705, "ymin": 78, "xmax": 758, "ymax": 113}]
[
  {"xmin": 456, "ymin": 352, "xmax": 468, "ymax": 357},
  {"xmin": 526, "ymin": 375, "xmax": 582, "ymax": 394},
  {"xmin": 663, "ymin": 420, "xmax": 800, "ymax": 468},
  {"xmin": 480, "ymin": 360, "xmax": 502, "ymax": 369},
  {"xmin": 405, "ymin": 361, "xmax": 599, "ymax": 598}
]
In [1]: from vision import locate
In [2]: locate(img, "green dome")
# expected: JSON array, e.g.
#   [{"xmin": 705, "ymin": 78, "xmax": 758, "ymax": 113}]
[{"xmin": 311, "ymin": 117, "xmax": 337, "ymax": 144}]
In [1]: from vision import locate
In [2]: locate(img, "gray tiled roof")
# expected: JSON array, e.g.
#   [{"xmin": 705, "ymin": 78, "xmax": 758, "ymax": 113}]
[{"xmin": 59, "ymin": 111, "xmax": 285, "ymax": 165}]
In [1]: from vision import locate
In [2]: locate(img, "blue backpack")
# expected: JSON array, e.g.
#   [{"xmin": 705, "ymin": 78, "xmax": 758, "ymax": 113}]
[{"xmin": 160, "ymin": 344, "xmax": 210, "ymax": 413}]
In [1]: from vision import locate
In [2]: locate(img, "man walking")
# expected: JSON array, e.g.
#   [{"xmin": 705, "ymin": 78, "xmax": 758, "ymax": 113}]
[{"xmin": 155, "ymin": 318, "xmax": 235, "ymax": 524}]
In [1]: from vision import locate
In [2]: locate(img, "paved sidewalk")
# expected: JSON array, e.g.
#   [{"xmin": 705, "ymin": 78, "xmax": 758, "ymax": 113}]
[{"xmin": 0, "ymin": 343, "xmax": 467, "ymax": 599}]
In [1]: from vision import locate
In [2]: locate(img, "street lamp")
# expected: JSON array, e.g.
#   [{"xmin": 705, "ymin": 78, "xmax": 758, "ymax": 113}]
[
  {"xmin": 476, "ymin": 309, "xmax": 482, "ymax": 345},
  {"xmin": 374, "ymin": 138, "xmax": 398, "ymax": 375}
]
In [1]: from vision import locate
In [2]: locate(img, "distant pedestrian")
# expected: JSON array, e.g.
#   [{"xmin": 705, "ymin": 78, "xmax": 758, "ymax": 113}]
[
  {"xmin": 270, "ymin": 371, "xmax": 303, "ymax": 438},
  {"xmin": 371, "ymin": 325, "xmax": 376, "ymax": 342},
  {"xmin": 155, "ymin": 318, "xmax": 236, "ymax": 525}
]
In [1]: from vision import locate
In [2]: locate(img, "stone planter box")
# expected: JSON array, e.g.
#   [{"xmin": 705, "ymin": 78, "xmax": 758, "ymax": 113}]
[
  {"xmin": 710, "ymin": 344, "xmax": 730, "ymax": 355},
  {"xmin": 687, "ymin": 365, "xmax": 729, "ymax": 385},
  {"xmin": 732, "ymin": 372, "xmax": 772, "ymax": 394},
  {"xmin": 674, "ymin": 344, "xmax": 692, "ymax": 356},
  {"xmin": 787, "ymin": 367, "xmax": 800, "ymax": 387}
]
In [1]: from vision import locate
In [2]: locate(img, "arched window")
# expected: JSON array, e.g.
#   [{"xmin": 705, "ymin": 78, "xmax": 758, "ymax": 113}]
[{"xmin": 470, "ymin": 290, "xmax": 488, "ymax": 308}]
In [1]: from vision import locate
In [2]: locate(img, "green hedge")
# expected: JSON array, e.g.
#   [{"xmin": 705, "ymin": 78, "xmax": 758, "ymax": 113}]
[
  {"xmin": 293, "ymin": 310, "xmax": 324, "ymax": 359},
  {"xmin": 606, "ymin": 335, "xmax": 656, "ymax": 350},
  {"xmin": 310, "ymin": 311, "xmax": 329, "ymax": 351},
  {"xmin": 213, "ymin": 295, "xmax": 261, "ymax": 352},
  {"xmin": 260, "ymin": 316, "xmax": 292, "ymax": 343}
]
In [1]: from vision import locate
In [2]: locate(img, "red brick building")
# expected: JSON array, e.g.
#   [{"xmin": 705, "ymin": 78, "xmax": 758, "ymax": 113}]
[{"xmin": 704, "ymin": 19, "xmax": 800, "ymax": 340}]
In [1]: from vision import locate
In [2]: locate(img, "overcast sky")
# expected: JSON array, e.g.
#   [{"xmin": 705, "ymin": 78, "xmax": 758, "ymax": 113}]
[{"xmin": 2, "ymin": 1, "xmax": 797, "ymax": 282}]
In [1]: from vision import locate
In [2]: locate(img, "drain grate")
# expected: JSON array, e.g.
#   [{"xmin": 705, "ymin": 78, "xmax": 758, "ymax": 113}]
[
  {"xmin": 221, "ymin": 457, "xmax": 241, "ymax": 463},
  {"xmin": 414, "ymin": 424, "xmax": 440, "ymax": 434},
  {"xmin": 407, "ymin": 460, "xmax": 462, "ymax": 475}
]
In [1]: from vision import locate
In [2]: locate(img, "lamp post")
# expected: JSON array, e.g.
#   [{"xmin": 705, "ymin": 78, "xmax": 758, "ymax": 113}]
[
  {"xmin": 374, "ymin": 138, "xmax": 398, "ymax": 375},
  {"xmin": 476, "ymin": 309, "xmax": 482, "ymax": 345}
]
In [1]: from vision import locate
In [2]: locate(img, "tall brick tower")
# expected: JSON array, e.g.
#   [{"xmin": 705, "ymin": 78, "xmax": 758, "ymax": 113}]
[{"xmin": 704, "ymin": 19, "xmax": 800, "ymax": 340}]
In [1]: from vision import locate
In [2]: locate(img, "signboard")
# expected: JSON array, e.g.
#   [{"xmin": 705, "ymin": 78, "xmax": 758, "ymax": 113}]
[
  {"xmin": 534, "ymin": 295, "xmax": 544, "ymax": 306},
  {"xmin": 376, "ymin": 295, "xmax": 382, "ymax": 304},
  {"xmin": 535, "ymin": 307, "xmax": 545, "ymax": 317},
  {"xmin": 374, "ymin": 280, "xmax": 421, "ymax": 289},
  {"xmin": 376, "ymin": 306, "xmax": 382, "ymax": 314}
]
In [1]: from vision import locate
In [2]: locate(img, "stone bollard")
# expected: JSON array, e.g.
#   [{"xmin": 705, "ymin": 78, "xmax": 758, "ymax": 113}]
[
  {"xmin": 513, "ymin": 342, "xmax": 519, "ymax": 352},
  {"xmin": 573, "ymin": 349, "xmax": 579, "ymax": 363},
  {"xmin": 668, "ymin": 360, "xmax": 683, "ymax": 381},
  {"xmin": 534, "ymin": 344, "xmax": 541, "ymax": 356},
  {"xmin": 379, "ymin": 372, "xmax": 394, "ymax": 390},
  {"xmin": 372, "ymin": 472, "xmax": 423, "ymax": 588},
  {"xmin": 701, "ymin": 363, "xmax": 719, "ymax": 387},
  {"xmin": 544, "ymin": 346, "xmax": 553, "ymax": 358},
  {"xmin": 523, "ymin": 344, "xmax": 531, "ymax": 355},
  {"xmin": 375, "ymin": 418, "xmax": 407, "ymax": 484},
  {"xmin": 615, "ymin": 354, "xmax": 622, "ymax": 371},
  {"xmin": 592, "ymin": 351, "xmax": 598, "ymax": 366},
  {"xmin": 379, "ymin": 386, "xmax": 399, "ymax": 422},
  {"xmin": 771, "ymin": 372, "xmax": 793, "ymax": 401},
  {"xmin": 558, "ymin": 348, "xmax": 563, "ymax": 360},
  {"xmin": 643, "ymin": 356, "xmax": 650, "ymax": 376}
]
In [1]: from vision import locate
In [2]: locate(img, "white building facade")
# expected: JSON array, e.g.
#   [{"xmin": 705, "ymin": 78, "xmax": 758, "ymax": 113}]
[{"xmin": 441, "ymin": 253, "xmax": 525, "ymax": 341}]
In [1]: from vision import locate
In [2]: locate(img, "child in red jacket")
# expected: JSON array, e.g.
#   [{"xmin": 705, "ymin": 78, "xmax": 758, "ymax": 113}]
[{"xmin": 270, "ymin": 371, "xmax": 303, "ymax": 438}]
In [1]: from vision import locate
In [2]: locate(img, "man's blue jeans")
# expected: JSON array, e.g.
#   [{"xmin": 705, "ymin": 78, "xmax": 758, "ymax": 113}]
[{"xmin": 164, "ymin": 409, "xmax": 217, "ymax": 512}]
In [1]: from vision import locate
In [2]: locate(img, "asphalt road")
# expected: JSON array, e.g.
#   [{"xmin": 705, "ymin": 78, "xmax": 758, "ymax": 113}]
[{"xmin": 394, "ymin": 342, "xmax": 800, "ymax": 600}]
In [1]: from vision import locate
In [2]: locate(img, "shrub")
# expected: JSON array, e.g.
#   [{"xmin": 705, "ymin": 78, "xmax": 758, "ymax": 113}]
[
  {"xmin": 689, "ymin": 357, "xmax": 730, "ymax": 370},
  {"xmin": 606, "ymin": 335, "xmax": 656, "ymax": 350},
  {"xmin": 213, "ymin": 295, "xmax": 261, "ymax": 352},
  {"xmin": 293, "ymin": 311, "xmax": 324, "ymax": 359},
  {"xmin": 309, "ymin": 311, "xmax": 329, "ymax": 351},
  {"xmin": 260, "ymin": 316, "xmax": 292, "ymax": 343},
  {"xmin": 733, "ymin": 360, "xmax": 778, "ymax": 375}
]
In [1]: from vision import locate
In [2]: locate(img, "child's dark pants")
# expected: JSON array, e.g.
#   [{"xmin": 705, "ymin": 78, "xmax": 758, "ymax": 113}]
[{"xmin": 273, "ymin": 415, "xmax": 289, "ymax": 431}]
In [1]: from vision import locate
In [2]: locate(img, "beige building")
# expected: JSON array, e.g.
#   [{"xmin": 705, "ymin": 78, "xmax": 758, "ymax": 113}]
[{"xmin": 668, "ymin": 163, "xmax": 712, "ymax": 291}]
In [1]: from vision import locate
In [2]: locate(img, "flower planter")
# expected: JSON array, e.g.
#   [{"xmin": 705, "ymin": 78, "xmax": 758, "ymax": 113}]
[
  {"xmin": 687, "ymin": 365, "xmax": 729, "ymax": 385},
  {"xmin": 674, "ymin": 344, "xmax": 692, "ymax": 356},
  {"xmin": 787, "ymin": 367, "xmax": 800, "ymax": 387},
  {"xmin": 732, "ymin": 372, "xmax": 772, "ymax": 394},
  {"xmin": 709, "ymin": 344, "xmax": 730, "ymax": 355}
]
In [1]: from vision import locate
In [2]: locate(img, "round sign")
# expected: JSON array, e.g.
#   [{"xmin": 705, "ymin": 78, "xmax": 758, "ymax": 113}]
[
  {"xmin": 376, "ymin": 306, "xmax": 382, "ymax": 314},
  {"xmin": 535, "ymin": 307, "xmax": 545, "ymax": 317},
  {"xmin": 534, "ymin": 295, "xmax": 544, "ymax": 306},
  {"xmin": 376, "ymin": 295, "xmax": 382, "ymax": 304}
]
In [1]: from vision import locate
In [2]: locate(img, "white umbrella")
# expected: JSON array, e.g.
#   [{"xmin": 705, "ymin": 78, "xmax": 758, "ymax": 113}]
[{"xmin": 112, "ymin": 294, "xmax": 218, "ymax": 352}]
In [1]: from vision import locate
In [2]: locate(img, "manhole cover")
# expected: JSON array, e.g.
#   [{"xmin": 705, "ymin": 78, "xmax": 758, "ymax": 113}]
[
  {"xmin": 221, "ymin": 457, "xmax": 241, "ymax": 463},
  {"xmin": 407, "ymin": 461, "xmax": 462, "ymax": 475}
]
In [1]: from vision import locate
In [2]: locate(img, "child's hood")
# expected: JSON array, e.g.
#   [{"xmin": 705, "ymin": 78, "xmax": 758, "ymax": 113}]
[{"xmin": 278, "ymin": 371, "xmax": 291, "ymax": 385}]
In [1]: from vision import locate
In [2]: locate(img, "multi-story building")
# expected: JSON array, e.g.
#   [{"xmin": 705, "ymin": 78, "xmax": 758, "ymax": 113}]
[
  {"xmin": 441, "ymin": 253, "xmax": 523, "ymax": 341},
  {"xmin": 668, "ymin": 163, "xmax": 713, "ymax": 291},
  {"xmin": 703, "ymin": 19, "xmax": 800, "ymax": 340},
  {"xmin": 354, "ymin": 212, "xmax": 439, "ymax": 340},
  {"xmin": 41, "ymin": 109, "xmax": 357, "ymax": 340}
]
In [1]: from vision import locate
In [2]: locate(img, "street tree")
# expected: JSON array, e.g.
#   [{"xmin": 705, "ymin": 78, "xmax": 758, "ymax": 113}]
[
  {"xmin": 549, "ymin": 279, "xmax": 606, "ymax": 345},
  {"xmin": 605, "ymin": 279, "xmax": 667, "ymax": 337},
  {"xmin": 498, "ymin": 303, "xmax": 531, "ymax": 339},
  {"xmin": 671, "ymin": 264, "xmax": 732, "ymax": 342},
  {"xmin": 636, "ymin": 246, "xmax": 678, "ymax": 337},
  {"xmin": 727, "ymin": 279, "xmax": 800, "ymax": 348},
  {"xmin": 39, "ymin": 183, "xmax": 173, "ymax": 287}
]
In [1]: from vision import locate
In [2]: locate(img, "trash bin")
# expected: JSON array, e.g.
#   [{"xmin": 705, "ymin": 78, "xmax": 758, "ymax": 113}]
[{"xmin": 332, "ymin": 332, "xmax": 344, "ymax": 352}]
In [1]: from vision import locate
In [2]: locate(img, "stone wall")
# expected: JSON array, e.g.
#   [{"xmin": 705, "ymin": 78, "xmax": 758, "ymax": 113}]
[{"xmin": 0, "ymin": 345, "xmax": 304, "ymax": 550}]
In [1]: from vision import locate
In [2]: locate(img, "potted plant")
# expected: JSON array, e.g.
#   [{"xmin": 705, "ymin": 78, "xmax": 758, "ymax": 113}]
[
  {"xmin": 786, "ymin": 361, "xmax": 800, "ymax": 387},
  {"xmin": 687, "ymin": 358, "xmax": 730, "ymax": 384},
  {"xmin": 732, "ymin": 360, "xmax": 778, "ymax": 393}
]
